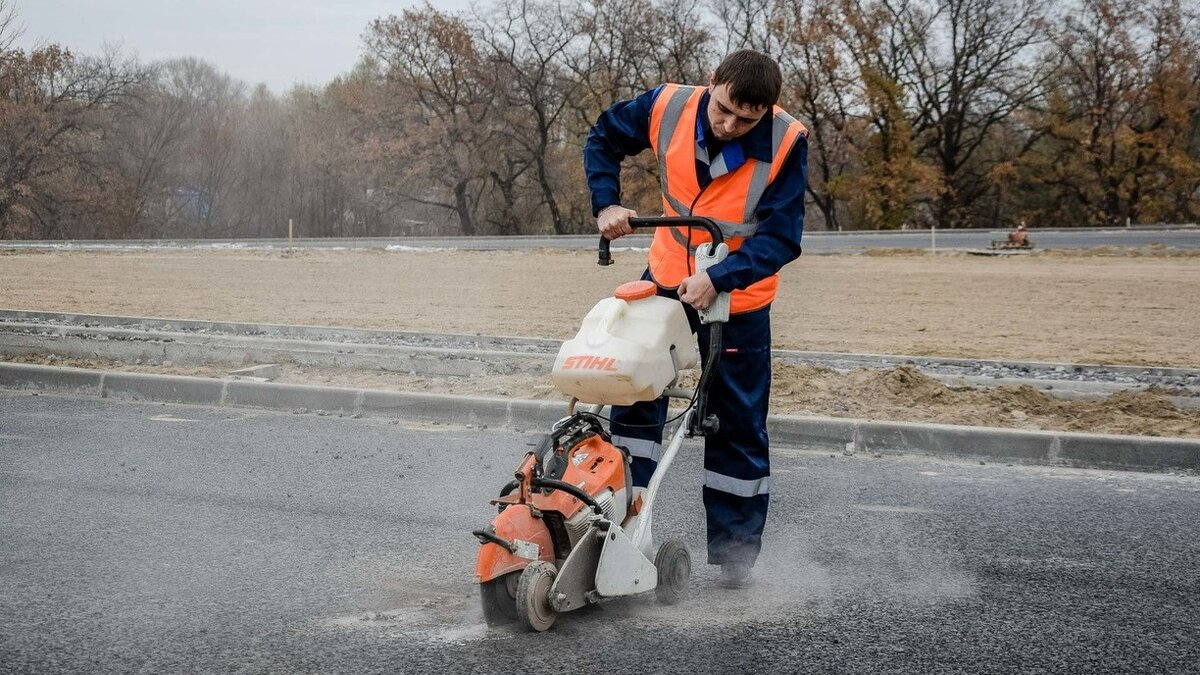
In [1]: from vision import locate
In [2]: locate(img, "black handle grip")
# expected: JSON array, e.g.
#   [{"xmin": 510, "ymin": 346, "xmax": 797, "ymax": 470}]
[
  {"xmin": 598, "ymin": 238, "xmax": 614, "ymax": 266},
  {"xmin": 597, "ymin": 216, "xmax": 723, "ymax": 266}
]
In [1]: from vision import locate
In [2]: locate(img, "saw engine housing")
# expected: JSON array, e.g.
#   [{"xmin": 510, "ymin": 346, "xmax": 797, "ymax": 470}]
[{"xmin": 474, "ymin": 415, "xmax": 633, "ymax": 585}]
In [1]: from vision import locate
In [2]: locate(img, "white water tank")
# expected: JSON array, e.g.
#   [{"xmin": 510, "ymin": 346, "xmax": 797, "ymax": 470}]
[{"xmin": 552, "ymin": 281, "xmax": 698, "ymax": 405}]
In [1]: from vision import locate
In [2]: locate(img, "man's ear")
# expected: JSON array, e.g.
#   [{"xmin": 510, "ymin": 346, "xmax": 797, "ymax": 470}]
[{"xmin": 708, "ymin": 72, "xmax": 716, "ymax": 88}]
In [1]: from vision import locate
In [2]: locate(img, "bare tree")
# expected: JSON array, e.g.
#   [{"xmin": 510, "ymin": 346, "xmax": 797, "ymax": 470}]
[
  {"xmin": 108, "ymin": 61, "xmax": 199, "ymax": 236},
  {"xmin": 166, "ymin": 58, "xmax": 247, "ymax": 236},
  {"xmin": 889, "ymin": 0, "xmax": 1050, "ymax": 227},
  {"xmin": 362, "ymin": 5, "xmax": 496, "ymax": 236},
  {"xmin": 562, "ymin": 0, "xmax": 713, "ymax": 221},
  {"xmin": 476, "ymin": 0, "xmax": 588, "ymax": 234},
  {"xmin": 231, "ymin": 84, "xmax": 291, "ymax": 237},
  {"xmin": 752, "ymin": 0, "xmax": 859, "ymax": 231},
  {"xmin": 654, "ymin": 0, "xmax": 715, "ymax": 85},
  {"xmin": 0, "ymin": 0, "xmax": 20, "ymax": 53},
  {"xmin": 713, "ymin": 0, "xmax": 787, "ymax": 54},
  {"xmin": 569, "ymin": 0, "xmax": 710, "ymax": 123},
  {"xmin": 0, "ymin": 36, "xmax": 145, "ymax": 238}
]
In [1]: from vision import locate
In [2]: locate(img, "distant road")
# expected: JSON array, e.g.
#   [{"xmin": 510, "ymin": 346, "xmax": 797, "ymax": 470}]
[
  {"xmin": 803, "ymin": 226, "xmax": 1200, "ymax": 251},
  {"xmin": 2, "ymin": 225, "xmax": 1199, "ymax": 252}
]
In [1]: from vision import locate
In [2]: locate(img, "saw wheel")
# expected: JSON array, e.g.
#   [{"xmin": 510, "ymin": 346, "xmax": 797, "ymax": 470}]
[
  {"xmin": 654, "ymin": 539, "xmax": 691, "ymax": 605},
  {"xmin": 515, "ymin": 561, "xmax": 559, "ymax": 632},
  {"xmin": 480, "ymin": 571, "xmax": 519, "ymax": 627}
]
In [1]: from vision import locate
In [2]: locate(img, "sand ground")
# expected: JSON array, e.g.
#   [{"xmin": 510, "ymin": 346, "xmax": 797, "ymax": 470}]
[{"xmin": 2, "ymin": 247, "xmax": 1198, "ymax": 437}]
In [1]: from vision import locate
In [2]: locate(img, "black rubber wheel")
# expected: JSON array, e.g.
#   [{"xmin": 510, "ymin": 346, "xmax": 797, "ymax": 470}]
[
  {"xmin": 515, "ymin": 561, "xmax": 558, "ymax": 632},
  {"xmin": 654, "ymin": 539, "xmax": 691, "ymax": 605},
  {"xmin": 480, "ymin": 571, "xmax": 519, "ymax": 627}
]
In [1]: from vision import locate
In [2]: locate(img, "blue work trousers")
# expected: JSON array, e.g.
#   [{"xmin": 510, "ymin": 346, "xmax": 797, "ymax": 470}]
[{"xmin": 609, "ymin": 283, "xmax": 772, "ymax": 567}]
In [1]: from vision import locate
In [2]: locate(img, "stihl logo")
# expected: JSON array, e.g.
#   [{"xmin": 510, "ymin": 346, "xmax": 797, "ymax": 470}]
[{"xmin": 562, "ymin": 355, "xmax": 619, "ymax": 371}]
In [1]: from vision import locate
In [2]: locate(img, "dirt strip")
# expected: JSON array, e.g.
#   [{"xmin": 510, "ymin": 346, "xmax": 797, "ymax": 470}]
[
  {"xmin": 2, "ymin": 247, "xmax": 1198, "ymax": 366},
  {"xmin": 3, "ymin": 247, "xmax": 1198, "ymax": 437}
]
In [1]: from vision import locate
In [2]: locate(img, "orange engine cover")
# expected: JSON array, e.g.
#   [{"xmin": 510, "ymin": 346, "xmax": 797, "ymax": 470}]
[
  {"xmin": 533, "ymin": 434, "xmax": 629, "ymax": 518},
  {"xmin": 475, "ymin": 435, "xmax": 630, "ymax": 584}
]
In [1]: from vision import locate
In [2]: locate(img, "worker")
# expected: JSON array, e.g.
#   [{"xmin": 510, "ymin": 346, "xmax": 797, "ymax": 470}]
[
  {"xmin": 583, "ymin": 49, "xmax": 808, "ymax": 589},
  {"xmin": 1009, "ymin": 223, "xmax": 1029, "ymax": 245}
]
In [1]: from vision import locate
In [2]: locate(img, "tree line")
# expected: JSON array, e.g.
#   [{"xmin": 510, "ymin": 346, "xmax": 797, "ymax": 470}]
[{"xmin": 2, "ymin": 0, "xmax": 1198, "ymax": 239}]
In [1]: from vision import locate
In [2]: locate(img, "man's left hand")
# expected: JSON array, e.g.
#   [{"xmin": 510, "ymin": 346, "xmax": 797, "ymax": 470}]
[{"xmin": 678, "ymin": 271, "xmax": 718, "ymax": 311}]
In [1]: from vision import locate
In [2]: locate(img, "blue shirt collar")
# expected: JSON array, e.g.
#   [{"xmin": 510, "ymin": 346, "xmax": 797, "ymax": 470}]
[{"xmin": 698, "ymin": 90, "xmax": 774, "ymax": 164}]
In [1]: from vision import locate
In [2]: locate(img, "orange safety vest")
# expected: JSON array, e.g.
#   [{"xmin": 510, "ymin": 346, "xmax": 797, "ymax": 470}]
[{"xmin": 647, "ymin": 84, "xmax": 808, "ymax": 314}]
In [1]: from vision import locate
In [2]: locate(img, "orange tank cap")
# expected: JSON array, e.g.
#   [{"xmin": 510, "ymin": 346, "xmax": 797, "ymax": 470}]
[{"xmin": 614, "ymin": 280, "xmax": 657, "ymax": 301}]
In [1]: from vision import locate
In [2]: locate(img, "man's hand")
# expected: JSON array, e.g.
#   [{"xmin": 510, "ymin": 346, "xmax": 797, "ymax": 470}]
[
  {"xmin": 678, "ymin": 271, "xmax": 718, "ymax": 311},
  {"xmin": 598, "ymin": 205, "xmax": 637, "ymax": 240}
]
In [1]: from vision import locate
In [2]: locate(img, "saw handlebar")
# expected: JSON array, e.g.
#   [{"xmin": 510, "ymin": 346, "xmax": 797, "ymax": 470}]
[{"xmin": 597, "ymin": 216, "xmax": 723, "ymax": 266}]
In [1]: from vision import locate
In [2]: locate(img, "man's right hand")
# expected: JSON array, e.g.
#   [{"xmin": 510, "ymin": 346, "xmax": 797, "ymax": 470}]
[{"xmin": 597, "ymin": 205, "xmax": 637, "ymax": 240}]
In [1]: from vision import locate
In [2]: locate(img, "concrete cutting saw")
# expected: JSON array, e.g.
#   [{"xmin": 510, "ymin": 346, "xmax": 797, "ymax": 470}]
[{"xmin": 472, "ymin": 216, "xmax": 730, "ymax": 631}]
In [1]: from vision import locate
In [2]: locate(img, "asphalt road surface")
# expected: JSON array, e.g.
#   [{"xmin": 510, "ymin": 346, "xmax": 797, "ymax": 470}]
[
  {"xmin": 3, "ymin": 227, "xmax": 1199, "ymax": 252},
  {"xmin": 2, "ymin": 392, "xmax": 1198, "ymax": 674}
]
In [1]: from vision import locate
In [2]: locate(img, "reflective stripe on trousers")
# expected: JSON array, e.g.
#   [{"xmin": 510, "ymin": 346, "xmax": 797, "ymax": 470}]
[
  {"xmin": 705, "ymin": 470, "xmax": 771, "ymax": 497},
  {"xmin": 611, "ymin": 435, "xmax": 664, "ymax": 463}
]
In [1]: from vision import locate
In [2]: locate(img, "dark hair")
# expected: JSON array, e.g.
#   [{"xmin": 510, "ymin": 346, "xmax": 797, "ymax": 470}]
[{"xmin": 713, "ymin": 49, "xmax": 782, "ymax": 110}]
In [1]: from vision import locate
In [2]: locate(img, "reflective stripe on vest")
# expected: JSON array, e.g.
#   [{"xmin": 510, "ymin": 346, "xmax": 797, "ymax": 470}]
[{"xmin": 647, "ymin": 84, "xmax": 807, "ymax": 313}]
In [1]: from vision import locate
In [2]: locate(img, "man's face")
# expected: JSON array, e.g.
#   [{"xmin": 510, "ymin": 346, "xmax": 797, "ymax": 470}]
[{"xmin": 706, "ymin": 77, "xmax": 770, "ymax": 142}]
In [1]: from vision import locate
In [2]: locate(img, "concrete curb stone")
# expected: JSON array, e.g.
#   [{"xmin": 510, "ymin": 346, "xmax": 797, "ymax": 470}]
[
  {"xmin": 782, "ymin": 415, "xmax": 1200, "ymax": 471},
  {"xmin": 356, "ymin": 389, "xmax": 564, "ymax": 430},
  {"xmin": 102, "ymin": 371, "xmax": 226, "ymax": 406},
  {"xmin": 224, "ymin": 380, "xmax": 361, "ymax": 415},
  {"xmin": 2, "ymin": 362, "xmax": 1197, "ymax": 473},
  {"xmin": 0, "ymin": 362, "xmax": 103, "ymax": 395}
]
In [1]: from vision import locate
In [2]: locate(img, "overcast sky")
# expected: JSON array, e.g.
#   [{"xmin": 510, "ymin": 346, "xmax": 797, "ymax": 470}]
[{"xmin": 11, "ymin": 0, "xmax": 473, "ymax": 92}]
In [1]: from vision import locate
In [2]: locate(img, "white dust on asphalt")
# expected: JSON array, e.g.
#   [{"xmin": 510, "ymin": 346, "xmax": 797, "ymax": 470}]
[
  {"xmin": 321, "ymin": 586, "xmax": 506, "ymax": 645},
  {"xmin": 317, "ymin": 521, "xmax": 977, "ymax": 644}
]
